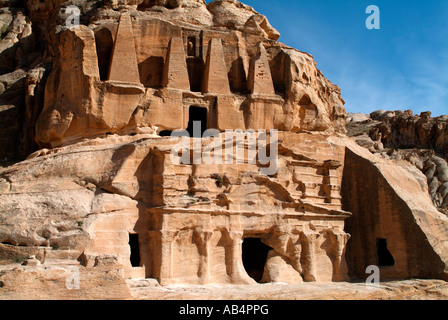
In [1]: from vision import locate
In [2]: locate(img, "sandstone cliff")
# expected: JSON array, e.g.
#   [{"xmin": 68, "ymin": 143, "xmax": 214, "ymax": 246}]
[{"xmin": 347, "ymin": 110, "xmax": 448, "ymax": 215}]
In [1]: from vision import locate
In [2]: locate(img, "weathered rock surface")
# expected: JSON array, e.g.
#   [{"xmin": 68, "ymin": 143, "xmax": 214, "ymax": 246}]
[
  {"xmin": 2, "ymin": 259, "xmax": 447, "ymax": 300},
  {"xmin": 333, "ymin": 135, "xmax": 448, "ymax": 281},
  {"xmin": 0, "ymin": 260, "xmax": 131, "ymax": 300},
  {"xmin": 347, "ymin": 111, "xmax": 448, "ymax": 215},
  {"xmin": 1, "ymin": 131, "xmax": 447, "ymax": 288},
  {"xmin": 0, "ymin": 132, "xmax": 353, "ymax": 284},
  {"xmin": 371, "ymin": 110, "xmax": 448, "ymax": 158},
  {"xmin": 126, "ymin": 279, "xmax": 448, "ymax": 300}
]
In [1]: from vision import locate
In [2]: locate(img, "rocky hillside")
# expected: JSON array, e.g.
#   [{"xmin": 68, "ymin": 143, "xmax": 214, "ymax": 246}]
[{"xmin": 347, "ymin": 110, "xmax": 448, "ymax": 215}]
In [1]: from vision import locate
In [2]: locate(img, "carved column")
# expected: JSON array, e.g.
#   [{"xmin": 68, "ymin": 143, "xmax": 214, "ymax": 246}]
[
  {"xmin": 302, "ymin": 231, "xmax": 319, "ymax": 282},
  {"xmin": 270, "ymin": 224, "xmax": 303, "ymax": 275},
  {"xmin": 194, "ymin": 228, "xmax": 214, "ymax": 284},
  {"xmin": 159, "ymin": 230, "xmax": 178, "ymax": 283},
  {"xmin": 227, "ymin": 231, "xmax": 255, "ymax": 284},
  {"xmin": 291, "ymin": 234, "xmax": 303, "ymax": 275},
  {"xmin": 147, "ymin": 230, "xmax": 161, "ymax": 279},
  {"xmin": 228, "ymin": 231, "xmax": 243, "ymax": 280},
  {"xmin": 332, "ymin": 231, "xmax": 351, "ymax": 281}
]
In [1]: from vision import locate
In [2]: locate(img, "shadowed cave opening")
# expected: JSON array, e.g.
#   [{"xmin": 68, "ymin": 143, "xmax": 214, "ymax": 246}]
[
  {"xmin": 242, "ymin": 238, "xmax": 272, "ymax": 283},
  {"xmin": 95, "ymin": 28, "xmax": 114, "ymax": 81},
  {"xmin": 139, "ymin": 56, "xmax": 164, "ymax": 88},
  {"xmin": 159, "ymin": 130, "xmax": 173, "ymax": 137},
  {"xmin": 187, "ymin": 106, "xmax": 207, "ymax": 138},
  {"xmin": 187, "ymin": 57, "xmax": 204, "ymax": 92},
  {"xmin": 377, "ymin": 238, "xmax": 395, "ymax": 267},
  {"xmin": 129, "ymin": 233, "xmax": 141, "ymax": 267}
]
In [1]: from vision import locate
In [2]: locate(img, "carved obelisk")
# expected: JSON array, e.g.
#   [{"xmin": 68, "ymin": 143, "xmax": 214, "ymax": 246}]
[
  {"xmin": 108, "ymin": 12, "xmax": 141, "ymax": 84},
  {"xmin": 162, "ymin": 37, "xmax": 190, "ymax": 90},
  {"xmin": 201, "ymin": 38, "xmax": 231, "ymax": 94},
  {"xmin": 248, "ymin": 42, "xmax": 275, "ymax": 95}
]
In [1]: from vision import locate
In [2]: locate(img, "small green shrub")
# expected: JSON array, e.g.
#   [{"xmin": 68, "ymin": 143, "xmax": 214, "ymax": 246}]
[{"xmin": 13, "ymin": 256, "xmax": 24, "ymax": 264}]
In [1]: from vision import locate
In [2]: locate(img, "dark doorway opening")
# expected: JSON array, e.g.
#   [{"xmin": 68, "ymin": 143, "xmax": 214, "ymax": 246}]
[
  {"xmin": 129, "ymin": 233, "xmax": 141, "ymax": 267},
  {"xmin": 159, "ymin": 130, "xmax": 173, "ymax": 137},
  {"xmin": 377, "ymin": 238, "xmax": 395, "ymax": 267},
  {"xmin": 242, "ymin": 238, "xmax": 272, "ymax": 283},
  {"xmin": 187, "ymin": 106, "xmax": 207, "ymax": 138}
]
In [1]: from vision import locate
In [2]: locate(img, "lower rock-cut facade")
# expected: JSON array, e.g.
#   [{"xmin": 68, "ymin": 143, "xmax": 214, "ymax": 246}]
[
  {"xmin": 147, "ymin": 208, "xmax": 350, "ymax": 285},
  {"xmin": 142, "ymin": 141, "xmax": 351, "ymax": 284},
  {"xmin": 93, "ymin": 132, "xmax": 353, "ymax": 285}
]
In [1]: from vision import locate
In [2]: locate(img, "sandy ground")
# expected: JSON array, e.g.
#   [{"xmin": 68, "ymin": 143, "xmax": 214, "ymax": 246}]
[
  {"xmin": 127, "ymin": 278, "xmax": 448, "ymax": 300},
  {"xmin": 1, "ymin": 260, "xmax": 447, "ymax": 300}
]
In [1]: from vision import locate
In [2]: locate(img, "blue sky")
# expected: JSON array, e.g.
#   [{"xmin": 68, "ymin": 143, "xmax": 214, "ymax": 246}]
[{"xmin": 209, "ymin": 0, "xmax": 448, "ymax": 116}]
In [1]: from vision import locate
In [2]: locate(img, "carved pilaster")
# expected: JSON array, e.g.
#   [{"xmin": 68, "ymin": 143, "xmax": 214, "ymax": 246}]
[
  {"xmin": 332, "ymin": 231, "xmax": 351, "ymax": 281},
  {"xmin": 227, "ymin": 230, "xmax": 256, "ymax": 284},
  {"xmin": 291, "ymin": 234, "xmax": 303, "ymax": 275},
  {"xmin": 160, "ymin": 230, "xmax": 178, "ymax": 282},
  {"xmin": 302, "ymin": 230, "xmax": 319, "ymax": 282},
  {"xmin": 194, "ymin": 227, "xmax": 214, "ymax": 284}
]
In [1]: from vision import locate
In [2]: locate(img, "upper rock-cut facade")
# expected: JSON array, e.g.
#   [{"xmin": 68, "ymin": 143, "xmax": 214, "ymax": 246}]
[{"xmin": 34, "ymin": 0, "xmax": 346, "ymax": 148}]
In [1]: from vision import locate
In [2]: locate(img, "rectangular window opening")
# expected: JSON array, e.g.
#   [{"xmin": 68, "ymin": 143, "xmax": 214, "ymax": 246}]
[{"xmin": 129, "ymin": 233, "xmax": 141, "ymax": 267}]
